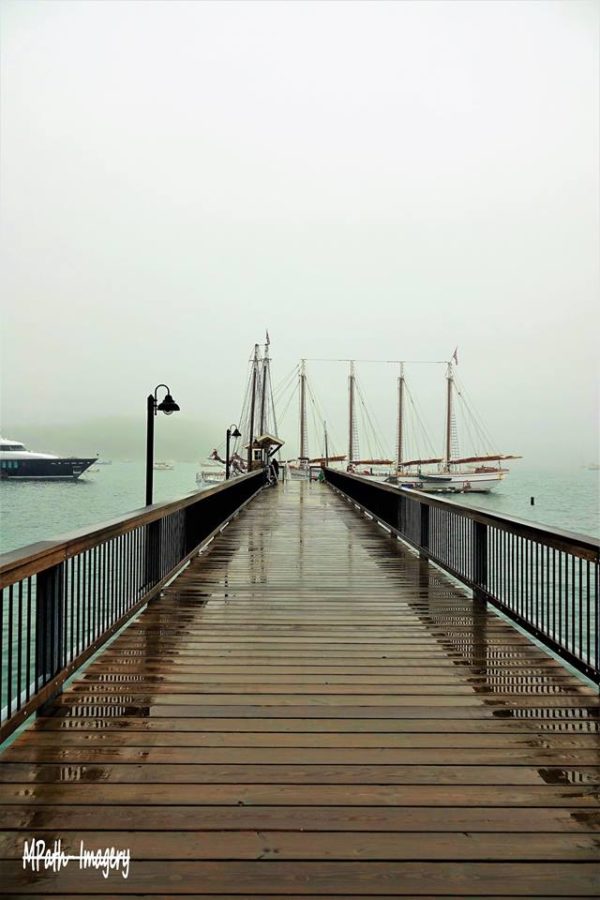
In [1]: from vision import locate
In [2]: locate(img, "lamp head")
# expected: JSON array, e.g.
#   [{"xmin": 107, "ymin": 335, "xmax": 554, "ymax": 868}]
[{"xmin": 157, "ymin": 393, "xmax": 180, "ymax": 416}]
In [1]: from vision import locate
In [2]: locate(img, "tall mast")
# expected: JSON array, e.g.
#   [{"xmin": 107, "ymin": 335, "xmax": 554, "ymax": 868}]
[
  {"xmin": 348, "ymin": 360, "xmax": 356, "ymax": 464},
  {"xmin": 324, "ymin": 421, "xmax": 329, "ymax": 466},
  {"xmin": 445, "ymin": 360, "xmax": 453, "ymax": 465},
  {"xmin": 247, "ymin": 344, "xmax": 260, "ymax": 469},
  {"xmin": 259, "ymin": 333, "xmax": 269, "ymax": 436},
  {"xmin": 299, "ymin": 359, "xmax": 308, "ymax": 462},
  {"xmin": 396, "ymin": 362, "xmax": 405, "ymax": 470}
]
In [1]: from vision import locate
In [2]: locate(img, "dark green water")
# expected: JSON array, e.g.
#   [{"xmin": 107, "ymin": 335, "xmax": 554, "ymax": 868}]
[{"xmin": 0, "ymin": 462, "xmax": 203, "ymax": 554}]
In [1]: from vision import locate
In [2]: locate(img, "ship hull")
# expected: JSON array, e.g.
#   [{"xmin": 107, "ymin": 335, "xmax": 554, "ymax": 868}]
[
  {"xmin": 0, "ymin": 458, "xmax": 96, "ymax": 481},
  {"xmin": 390, "ymin": 470, "xmax": 506, "ymax": 493},
  {"xmin": 417, "ymin": 471, "xmax": 505, "ymax": 493}
]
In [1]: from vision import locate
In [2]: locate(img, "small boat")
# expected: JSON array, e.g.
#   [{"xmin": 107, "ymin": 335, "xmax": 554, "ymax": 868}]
[
  {"xmin": 196, "ymin": 463, "xmax": 226, "ymax": 485},
  {"xmin": 153, "ymin": 461, "xmax": 174, "ymax": 471},
  {"xmin": 0, "ymin": 437, "xmax": 97, "ymax": 481}
]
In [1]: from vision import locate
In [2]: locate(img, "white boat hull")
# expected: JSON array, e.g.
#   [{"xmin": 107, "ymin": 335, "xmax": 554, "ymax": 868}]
[
  {"xmin": 393, "ymin": 470, "xmax": 506, "ymax": 493},
  {"xmin": 196, "ymin": 468, "xmax": 226, "ymax": 485}
]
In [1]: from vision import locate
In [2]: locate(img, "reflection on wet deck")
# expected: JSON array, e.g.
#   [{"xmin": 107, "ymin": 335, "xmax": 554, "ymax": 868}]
[{"xmin": 0, "ymin": 480, "xmax": 598, "ymax": 896}]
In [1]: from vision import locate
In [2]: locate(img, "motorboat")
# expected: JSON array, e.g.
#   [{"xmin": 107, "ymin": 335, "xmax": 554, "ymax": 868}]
[
  {"xmin": 196, "ymin": 462, "xmax": 226, "ymax": 485},
  {"xmin": 0, "ymin": 437, "xmax": 97, "ymax": 481}
]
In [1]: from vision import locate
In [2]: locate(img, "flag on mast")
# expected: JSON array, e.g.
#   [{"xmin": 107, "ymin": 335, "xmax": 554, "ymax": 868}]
[
  {"xmin": 265, "ymin": 330, "xmax": 270, "ymax": 346},
  {"xmin": 451, "ymin": 347, "xmax": 459, "ymax": 365}
]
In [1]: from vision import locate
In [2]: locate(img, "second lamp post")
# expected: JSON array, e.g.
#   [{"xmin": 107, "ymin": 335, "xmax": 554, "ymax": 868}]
[{"xmin": 225, "ymin": 424, "xmax": 241, "ymax": 479}]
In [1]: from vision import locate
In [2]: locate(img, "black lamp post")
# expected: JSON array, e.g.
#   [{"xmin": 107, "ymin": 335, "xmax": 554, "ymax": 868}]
[
  {"xmin": 225, "ymin": 424, "xmax": 241, "ymax": 480},
  {"xmin": 146, "ymin": 384, "xmax": 180, "ymax": 505}
]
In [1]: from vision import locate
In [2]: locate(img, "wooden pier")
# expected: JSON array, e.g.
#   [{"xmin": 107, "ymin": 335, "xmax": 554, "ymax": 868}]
[{"xmin": 0, "ymin": 480, "xmax": 599, "ymax": 896}]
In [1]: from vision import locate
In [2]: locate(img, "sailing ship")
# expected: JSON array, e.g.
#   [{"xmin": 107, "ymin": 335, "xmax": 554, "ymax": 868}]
[
  {"xmin": 286, "ymin": 352, "xmax": 520, "ymax": 493},
  {"xmin": 288, "ymin": 359, "xmax": 393, "ymax": 479},
  {"xmin": 393, "ymin": 353, "xmax": 521, "ymax": 493},
  {"xmin": 195, "ymin": 335, "xmax": 284, "ymax": 487},
  {"xmin": 287, "ymin": 361, "xmax": 347, "ymax": 479}
]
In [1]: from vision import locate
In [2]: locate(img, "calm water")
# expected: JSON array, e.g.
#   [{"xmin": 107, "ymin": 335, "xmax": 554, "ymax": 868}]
[
  {"xmin": 444, "ymin": 466, "xmax": 599, "ymax": 539},
  {"xmin": 0, "ymin": 463, "xmax": 598, "ymax": 555},
  {"xmin": 0, "ymin": 462, "xmax": 204, "ymax": 554}
]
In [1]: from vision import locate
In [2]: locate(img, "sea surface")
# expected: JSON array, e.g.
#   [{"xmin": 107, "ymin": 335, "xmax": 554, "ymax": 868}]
[
  {"xmin": 0, "ymin": 462, "xmax": 204, "ymax": 554},
  {"xmin": 0, "ymin": 462, "xmax": 598, "ymax": 555}
]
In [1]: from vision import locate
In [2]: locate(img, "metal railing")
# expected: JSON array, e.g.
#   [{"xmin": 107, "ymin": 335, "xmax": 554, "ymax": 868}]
[
  {"xmin": 0, "ymin": 470, "xmax": 266, "ymax": 741},
  {"xmin": 324, "ymin": 469, "xmax": 600, "ymax": 683}
]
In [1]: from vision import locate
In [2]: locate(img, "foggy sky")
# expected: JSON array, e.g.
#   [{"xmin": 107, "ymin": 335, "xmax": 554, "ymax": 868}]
[{"xmin": 1, "ymin": 0, "xmax": 598, "ymax": 466}]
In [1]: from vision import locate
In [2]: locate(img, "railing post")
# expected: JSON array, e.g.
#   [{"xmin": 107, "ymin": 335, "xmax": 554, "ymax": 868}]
[
  {"xmin": 419, "ymin": 502, "xmax": 429, "ymax": 558},
  {"xmin": 35, "ymin": 563, "xmax": 65, "ymax": 690},
  {"xmin": 473, "ymin": 521, "xmax": 488, "ymax": 601}
]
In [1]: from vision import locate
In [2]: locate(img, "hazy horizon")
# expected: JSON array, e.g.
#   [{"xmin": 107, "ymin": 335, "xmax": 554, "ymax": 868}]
[{"xmin": 1, "ymin": 1, "xmax": 598, "ymax": 468}]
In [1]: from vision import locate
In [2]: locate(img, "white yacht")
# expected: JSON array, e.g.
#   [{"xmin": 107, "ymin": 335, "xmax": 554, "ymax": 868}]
[{"xmin": 0, "ymin": 437, "xmax": 97, "ymax": 481}]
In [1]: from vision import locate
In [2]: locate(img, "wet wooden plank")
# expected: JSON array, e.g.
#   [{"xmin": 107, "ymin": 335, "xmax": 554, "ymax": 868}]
[
  {"xmin": 2, "ymin": 762, "xmax": 589, "ymax": 785},
  {"xmin": 17, "ymin": 729, "xmax": 600, "ymax": 749},
  {"xmin": 2, "ymin": 804, "xmax": 598, "ymax": 832},
  {"xmin": 1, "ymin": 860, "xmax": 599, "ymax": 895},
  {"xmin": 45, "ymin": 701, "xmax": 600, "ymax": 720},
  {"xmin": 50, "ymin": 692, "xmax": 599, "ymax": 708},
  {"xmin": 3, "ymin": 745, "xmax": 599, "ymax": 766},
  {"xmin": 31, "ymin": 714, "xmax": 600, "ymax": 734},
  {"xmin": 3, "ymin": 830, "xmax": 600, "ymax": 860},
  {"xmin": 11, "ymin": 893, "xmax": 596, "ymax": 900},
  {"xmin": 0, "ymin": 783, "xmax": 597, "ymax": 806}
]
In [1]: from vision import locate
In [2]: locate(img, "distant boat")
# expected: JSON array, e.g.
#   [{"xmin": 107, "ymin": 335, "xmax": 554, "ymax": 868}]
[
  {"xmin": 153, "ymin": 461, "xmax": 174, "ymax": 471},
  {"xmin": 587, "ymin": 463, "xmax": 600, "ymax": 471},
  {"xmin": 0, "ymin": 436, "xmax": 97, "ymax": 481},
  {"xmin": 196, "ymin": 462, "xmax": 225, "ymax": 486}
]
